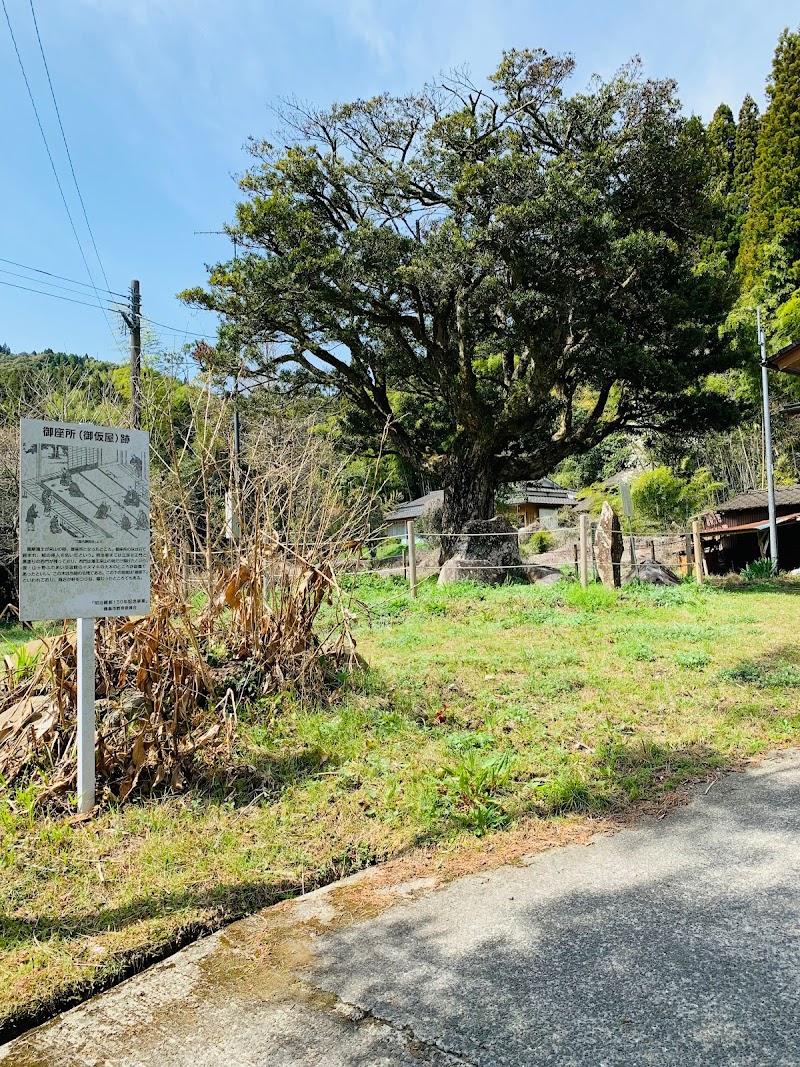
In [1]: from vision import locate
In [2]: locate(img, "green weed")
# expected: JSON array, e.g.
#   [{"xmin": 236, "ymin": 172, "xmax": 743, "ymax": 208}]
[
  {"xmin": 741, "ymin": 559, "xmax": 778, "ymax": 582},
  {"xmin": 426, "ymin": 750, "xmax": 515, "ymax": 835},
  {"xmin": 536, "ymin": 770, "xmax": 595, "ymax": 813},
  {"xmin": 617, "ymin": 638, "xmax": 656, "ymax": 662},
  {"xmin": 720, "ymin": 661, "xmax": 800, "ymax": 688},
  {"xmin": 674, "ymin": 650, "xmax": 710, "ymax": 669}
]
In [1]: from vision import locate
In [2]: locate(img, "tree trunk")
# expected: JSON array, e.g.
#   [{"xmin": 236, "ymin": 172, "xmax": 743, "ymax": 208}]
[{"xmin": 440, "ymin": 443, "xmax": 496, "ymax": 562}]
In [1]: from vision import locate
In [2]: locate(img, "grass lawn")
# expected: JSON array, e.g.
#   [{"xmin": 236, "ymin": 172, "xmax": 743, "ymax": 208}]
[
  {"xmin": 0, "ymin": 622, "xmax": 55, "ymax": 656},
  {"xmin": 2, "ymin": 576, "xmax": 800, "ymax": 1037}
]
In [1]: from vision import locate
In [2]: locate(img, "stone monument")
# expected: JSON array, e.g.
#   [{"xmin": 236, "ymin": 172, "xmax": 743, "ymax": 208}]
[{"xmin": 595, "ymin": 501, "xmax": 623, "ymax": 588}]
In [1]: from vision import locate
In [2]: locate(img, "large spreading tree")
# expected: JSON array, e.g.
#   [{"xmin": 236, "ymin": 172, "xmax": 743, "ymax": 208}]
[{"xmin": 184, "ymin": 50, "xmax": 742, "ymax": 547}]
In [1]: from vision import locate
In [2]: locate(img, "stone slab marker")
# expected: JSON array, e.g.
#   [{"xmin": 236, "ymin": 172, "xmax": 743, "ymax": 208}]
[{"xmin": 595, "ymin": 501, "xmax": 623, "ymax": 588}]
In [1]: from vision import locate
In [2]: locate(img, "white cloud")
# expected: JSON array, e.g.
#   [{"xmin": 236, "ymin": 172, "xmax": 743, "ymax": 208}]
[{"xmin": 337, "ymin": 0, "xmax": 396, "ymax": 62}]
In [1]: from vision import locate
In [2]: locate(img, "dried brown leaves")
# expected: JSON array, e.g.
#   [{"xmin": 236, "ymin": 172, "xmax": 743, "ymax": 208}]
[{"xmin": 0, "ymin": 380, "xmax": 377, "ymax": 812}]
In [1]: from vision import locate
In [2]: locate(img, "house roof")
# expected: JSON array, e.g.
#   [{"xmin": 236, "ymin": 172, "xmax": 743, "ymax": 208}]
[
  {"xmin": 385, "ymin": 479, "xmax": 576, "ymax": 523},
  {"xmin": 765, "ymin": 339, "xmax": 800, "ymax": 376},
  {"xmin": 503, "ymin": 479, "xmax": 576, "ymax": 507},
  {"xmin": 714, "ymin": 484, "xmax": 800, "ymax": 513},
  {"xmin": 384, "ymin": 490, "xmax": 443, "ymax": 523}
]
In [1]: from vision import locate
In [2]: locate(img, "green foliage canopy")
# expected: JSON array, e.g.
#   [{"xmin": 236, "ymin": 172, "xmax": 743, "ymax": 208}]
[
  {"xmin": 731, "ymin": 95, "xmax": 760, "ymax": 226},
  {"xmin": 184, "ymin": 50, "xmax": 742, "ymax": 537},
  {"xmin": 739, "ymin": 28, "xmax": 800, "ymax": 296},
  {"xmin": 631, "ymin": 465, "xmax": 723, "ymax": 527}
]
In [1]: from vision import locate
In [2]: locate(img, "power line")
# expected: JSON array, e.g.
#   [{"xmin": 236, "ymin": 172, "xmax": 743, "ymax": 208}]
[
  {"xmin": 0, "ymin": 266, "xmax": 127, "ymax": 304},
  {"xmin": 0, "ymin": 255, "xmax": 128, "ymax": 298},
  {"xmin": 1, "ymin": 0, "xmax": 124, "ymax": 355},
  {"xmin": 0, "ymin": 276, "xmax": 122, "ymax": 313},
  {"xmin": 27, "ymin": 0, "xmax": 112, "ymax": 294},
  {"xmin": 0, "ymin": 261, "xmax": 216, "ymax": 343},
  {"xmin": 140, "ymin": 314, "xmax": 218, "ymax": 342}
]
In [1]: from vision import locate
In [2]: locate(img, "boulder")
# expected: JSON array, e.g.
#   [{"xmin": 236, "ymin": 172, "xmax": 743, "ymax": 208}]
[
  {"xmin": 595, "ymin": 502, "xmax": 623, "ymax": 588},
  {"xmin": 438, "ymin": 516, "xmax": 530, "ymax": 586},
  {"xmin": 525, "ymin": 564, "xmax": 565, "ymax": 585},
  {"xmin": 624, "ymin": 560, "xmax": 680, "ymax": 585}
]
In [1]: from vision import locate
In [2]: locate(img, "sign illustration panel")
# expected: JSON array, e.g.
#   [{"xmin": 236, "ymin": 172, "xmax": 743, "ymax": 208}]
[{"xmin": 19, "ymin": 419, "xmax": 151, "ymax": 620}]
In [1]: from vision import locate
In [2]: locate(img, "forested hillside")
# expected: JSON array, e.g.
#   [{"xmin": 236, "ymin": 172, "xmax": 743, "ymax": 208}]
[{"xmin": 559, "ymin": 27, "xmax": 800, "ymax": 513}]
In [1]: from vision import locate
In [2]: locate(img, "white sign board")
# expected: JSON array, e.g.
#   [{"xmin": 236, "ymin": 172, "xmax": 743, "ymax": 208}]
[{"xmin": 19, "ymin": 419, "xmax": 151, "ymax": 621}]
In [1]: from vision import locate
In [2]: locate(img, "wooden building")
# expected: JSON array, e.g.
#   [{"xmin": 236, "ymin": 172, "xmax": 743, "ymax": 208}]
[
  {"xmin": 384, "ymin": 479, "xmax": 575, "ymax": 538},
  {"xmin": 765, "ymin": 338, "xmax": 800, "ymax": 376},
  {"xmin": 501, "ymin": 479, "xmax": 576, "ymax": 529},
  {"xmin": 701, "ymin": 485, "xmax": 800, "ymax": 573},
  {"xmin": 384, "ymin": 490, "xmax": 443, "ymax": 540}
]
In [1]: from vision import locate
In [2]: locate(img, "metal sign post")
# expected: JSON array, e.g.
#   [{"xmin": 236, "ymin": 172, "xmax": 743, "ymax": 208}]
[
  {"xmin": 76, "ymin": 616, "xmax": 96, "ymax": 813},
  {"xmin": 757, "ymin": 308, "xmax": 779, "ymax": 567},
  {"xmin": 19, "ymin": 419, "xmax": 151, "ymax": 814},
  {"xmin": 620, "ymin": 482, "xmax": 639, "ymax": 579}
]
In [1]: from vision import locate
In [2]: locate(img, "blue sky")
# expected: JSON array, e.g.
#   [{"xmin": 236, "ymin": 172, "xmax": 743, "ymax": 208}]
[{"xmin": 0, "ymin": 0, "xmax": 797, "ymax": 363}]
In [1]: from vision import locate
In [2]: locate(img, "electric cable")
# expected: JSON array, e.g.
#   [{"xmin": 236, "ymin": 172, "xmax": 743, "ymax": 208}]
[
  {"xmin": 0, "ymin": 266, "xmax": 127, "ymax": 304},
  {"xmin": 0, "ymin": 276, "xmax": 121, "ymax": 312},
  {"xmin": 0, "ymin": 256, "xmax": 128, "ymax": 300},
  {"xmin": 140, "ymin": 314, "xmax": 218, "ymax": 342},
  {"xmin": 1, "ymin": 0, "xmax": 125, "ymax": 355},
  {"xmin": 27, "ymin": 0, "xmax": 113, "ymax": 294}
]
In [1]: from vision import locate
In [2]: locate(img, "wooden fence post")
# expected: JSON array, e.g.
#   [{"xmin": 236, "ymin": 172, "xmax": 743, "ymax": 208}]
[
  {"xmin": 579, "ymin": 513, "xmax": 589, "ymax": 588},
  {"xmin": 406, "ymin": 518, "xmax": 417, "ymax": 598},
  {"xmin": 692, "ymin": 520, "xmax": 705, "ymax": 585}
]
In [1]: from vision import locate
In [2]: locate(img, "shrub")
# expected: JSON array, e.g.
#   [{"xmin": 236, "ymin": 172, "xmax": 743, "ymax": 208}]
[
  {"xmin": 528, "ymin": 530, "xmax": 554, "ymax": 554},
  {"xmin": 741, "ymin": 558, "xmax": 778, "ymax": 582},
  {"xmin": 631, "ymin": 465, "xmax": 723, "ymax": 528}
]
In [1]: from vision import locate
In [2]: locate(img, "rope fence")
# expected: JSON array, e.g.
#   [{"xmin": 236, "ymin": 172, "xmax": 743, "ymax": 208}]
[{"xmin": 169, "ymin": 517, "xmax": 704, "ymax": 619}]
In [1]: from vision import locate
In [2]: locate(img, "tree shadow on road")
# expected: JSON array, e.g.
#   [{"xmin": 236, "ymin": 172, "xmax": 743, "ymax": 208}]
[{"xmin": 309, "ymin": 755, "xmax": 800, "ymax": 1065}]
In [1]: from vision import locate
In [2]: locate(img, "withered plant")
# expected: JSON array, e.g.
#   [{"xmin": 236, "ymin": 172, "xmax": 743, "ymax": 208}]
[{"xmin": 0, "ymin": 363, "xmax": 377, "ymax": 810}]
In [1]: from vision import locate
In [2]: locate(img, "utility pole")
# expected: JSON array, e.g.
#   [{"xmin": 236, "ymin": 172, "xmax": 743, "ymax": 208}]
[
  {"xmin": 130, "ymin": 280, "xmax": 141, "ymax": 430},
  {"xmin": 757, "ymin": 307, "xmax": 779, "ymax": 567},
  {"xmin": 121, "ymin": 280, "xmax": 141, "ymax": 430}
]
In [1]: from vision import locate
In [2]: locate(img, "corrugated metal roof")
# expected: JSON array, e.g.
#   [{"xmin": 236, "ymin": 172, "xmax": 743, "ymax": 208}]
[
  {"xmin": 702, "ymin": 510, "xmax": 800, "ymax": 535},
  {"xmin": 716, "ymin": 485, "xmax": 800, "ymax": 513}
]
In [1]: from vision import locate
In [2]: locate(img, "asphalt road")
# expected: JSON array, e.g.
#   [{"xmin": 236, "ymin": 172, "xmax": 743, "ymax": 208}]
[{"xmin": 3, "ymin": 751, "xmax": 799, "ymax": 1066}]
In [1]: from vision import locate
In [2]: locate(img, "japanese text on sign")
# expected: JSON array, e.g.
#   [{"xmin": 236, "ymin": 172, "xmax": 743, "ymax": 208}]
[{"xmin": 19, "ymin": 419, "xmax": 151, "ymax": 621}]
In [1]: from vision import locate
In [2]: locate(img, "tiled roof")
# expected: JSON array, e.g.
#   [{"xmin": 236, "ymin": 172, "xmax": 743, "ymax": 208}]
[
  {"xmin": 385, "ymin": 490, "xmax": 443, "ymax": 523},
  {"xmin": 504, "ymin": 479, "xmax": 576, "ymax": 506},
  {"xmin": 715, "ymin": 485, "xmax": 800, "ymax": 513}
]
